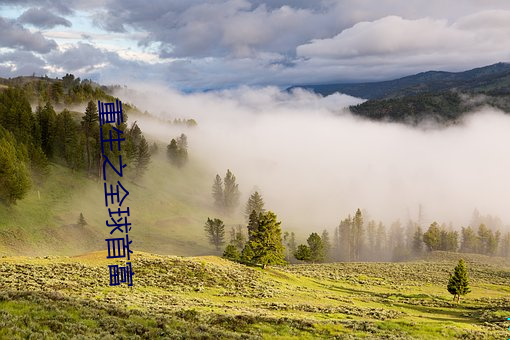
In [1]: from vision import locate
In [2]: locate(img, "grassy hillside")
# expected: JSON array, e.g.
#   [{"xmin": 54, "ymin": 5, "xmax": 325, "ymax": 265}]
[
  {"xmin": 0, "ymin": 151, "xmax": 229, "ymax": 257},
  {"xmin": 0, "ymin": 251, "xmax": 509, "ymax": 338}
]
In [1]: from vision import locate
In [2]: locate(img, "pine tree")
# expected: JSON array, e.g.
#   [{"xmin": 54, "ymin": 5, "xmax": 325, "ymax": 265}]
[
  {"xmin": 376, "ymin": 222, "xmax": 387, "ymax": 259},
  {"xmin": 245, "ymin": 211, "xmax": 286, "ymax": 268},
  {"xmin": 338, "ymin": 216, "xmax": 352, "ymax": 261},
  {"xmin": 134, "ymin": 136, "xmax": 151, "ymax": 179},
  {"xmin": 352, "ymin": 209, "xmax": 364, "ymax": 261},
  {"xmin": 0, "ymin": 131, "xmax": 31, "ymax": 205},
  {"xmin": 460, "ymin": 226, "xmax": 478, "ymax": 253},
  {"xmin": 245, "ymin": 191, "xmax": 265, "ymax": 221},
  {"xmin": 240, "ymin": 243, "xmax": 255, "ymax": 264},
  {"xmin": 307, "ymin": 232, "xmax": 325, "ymax": 263},
  {"xmin": 423, "ymin": 222, "xmax": 441, "ymax": 251},
  {"xmin": 166, "ymin": 135, "xmax": 188, "ymax": 167},
  {"xmin": 150, "ymin": 141, "xmax": 159, "ymax": 155},
  {"xmin": 447, "ymin": 259, "xmax": 471, "ymax": 303},
  {"xmin": 223, "ymin": 169, "xmax": 240, "ymax": 214},
  {"xmin": 321, "ymin": 230, "xmax": 331, "ymax": 262},
  {"xmin": 204, "ymin": 218, "xmax": 225, "ymax": 251},
  {"xmin": 81, "ymin": 100, "xmax": 98, "ymax": 174},
  {"xmin": 412, "ymin": 226, "xmax": 423, "ymax": 254},
  {"xmin": 294, "ymin": 244, "xmax": 312, "ymax": 262},
  {"xmin": 366, "ymin": 220, "xmax": 377, "ymax": 259},
  {"xmin": 283, "ymin": 231, "xmax": 297, "ymax": 262},
  {"xmin": 229, "ymin": 225, "xmax": 246, "ymax": 251},
  {"xmin": 36, "ymin": 102, "xmax": 57, "ymax": 158},
  {"xmin": 212, "ymin": 174, "xmax": 224, "ymax": 210},
  {"xmin": 247, "ymin": 210, "xmax": 259, "ymax": 241},
  {"xmin": 78, "ymin": 212, "xmax": 87, "ymax": 226},
  {"xmin": 223, "ymin": 244, "xmax": 240, "ymax": 262},
  {"xmin": 55, "ymin": 109, "xmax": 80, "ymax": 167}
]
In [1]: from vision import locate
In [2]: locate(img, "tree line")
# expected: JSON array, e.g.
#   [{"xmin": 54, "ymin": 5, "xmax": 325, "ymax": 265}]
[
  {"xmin": 295, "ymin": 209, "xmax": 510, "ymax": 263},
  {"xmin": 0, "ymin": 84, "xmax": 152, "ymax": 205}
]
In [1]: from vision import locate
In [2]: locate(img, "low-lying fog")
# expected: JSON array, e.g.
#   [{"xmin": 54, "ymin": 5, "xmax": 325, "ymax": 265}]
[{"xmin": 118, "ymin": 85, "xmax": 510, "ymax": 231}]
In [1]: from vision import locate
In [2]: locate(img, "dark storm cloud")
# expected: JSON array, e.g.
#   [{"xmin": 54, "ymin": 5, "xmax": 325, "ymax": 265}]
[
  {"xmin": 18, "ymin": 7, "xmax": 72, "ymax": 29},
  {"xmin": 0, "ymin": 16, "xmax": 57, "ymax": 53}
]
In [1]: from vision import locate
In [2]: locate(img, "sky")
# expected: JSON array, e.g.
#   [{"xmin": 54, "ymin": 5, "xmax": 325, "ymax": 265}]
[{"xmin": 1, "ymin": 0, "xmax": 510, "ymax": 90}]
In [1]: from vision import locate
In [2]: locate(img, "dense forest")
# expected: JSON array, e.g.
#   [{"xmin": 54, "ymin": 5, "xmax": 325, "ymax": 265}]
[{"xmin": 0, "ymin": 75, "xmax": 151, "ymax": 205}]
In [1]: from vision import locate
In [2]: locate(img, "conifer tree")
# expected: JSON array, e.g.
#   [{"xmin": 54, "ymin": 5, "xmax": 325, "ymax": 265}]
[
  {"xmin": 81, "ymin": 100, "xmax": 98, "ymax": 174},
  {"xmin": 204, "ymin": 218, "xmax": 225, "ymax": 251},
  {"xmin": 423, "ymin": 222, "xmax": 441, "ymax": 251},
  {"xmin": 223, "ymin": 169, "xmax": 240, "ymax": 214},
  {"xmin": 321, "ymin": 229, "xmax": 331, "ymax": 262},
  {"xmin": 307, "ymin": 232, "xmax": 325, "ymax": 263},
  {"xmin": 352, "ymin": 209, "xmax": 364, "ymax": 261},
  {"xmin": 294, "ymin": 244, "xmax": 312, "ymax": 262},
  {"xmin": 134, "ymin": 135, "xmax": 151, "ymax": 179},
  {"xmin": 245, "ymin": 191, "xmax": 265, "ymax": 220},
  {"xmin": 212, "ymin": 174, "xmax": 224, "ymax": 210},
  {"xmin": 0, "ymin": 131, "xmax": 31, "ymax": 205},
  {"xmin": 223, "ymin": 244, "xmax": 240, "ymax": 262},
  {"xmin": 244, "ymin": 211, "xmax": 285, "ymax": 268},
  {"xmin": 240, "ymin": 243, "xmax": 255, "ymax": 263},
  {"xmin": 412, "ymin": 226, "xmax": 423, "ymax": 254},
  {"xmin": 78, "ymin": 212, "xmax": 87, "ymax": 226},
  {"xmin": 447, "ymin": 259, "xmax": 471, "ymax": 303}
]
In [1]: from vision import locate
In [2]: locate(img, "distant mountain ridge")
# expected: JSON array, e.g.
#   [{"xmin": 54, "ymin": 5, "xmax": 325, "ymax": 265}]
[{"xmin": 289, "ymin": 62, "xmax": 510, "ymax": 100}]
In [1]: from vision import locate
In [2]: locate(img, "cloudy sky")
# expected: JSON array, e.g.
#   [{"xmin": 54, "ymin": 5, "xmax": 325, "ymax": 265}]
[{"xmin": 1, "ymin": 0, "xmax": 510, "ymax": 90}]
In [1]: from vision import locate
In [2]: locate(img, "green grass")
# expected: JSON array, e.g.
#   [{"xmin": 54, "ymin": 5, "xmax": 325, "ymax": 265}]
[
  {"xmin": 0, "ymin": 251, "xmax": 509, "ymax": 338},
  {"xmin": 0, "ymin": 152, "xmax": 229, "ymax": 256}
]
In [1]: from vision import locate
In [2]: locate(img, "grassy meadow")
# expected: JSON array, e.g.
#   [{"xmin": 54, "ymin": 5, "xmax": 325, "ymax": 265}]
[{"xmin": 0, "ymin": 251, "xmax": 509, "ymax": 339}]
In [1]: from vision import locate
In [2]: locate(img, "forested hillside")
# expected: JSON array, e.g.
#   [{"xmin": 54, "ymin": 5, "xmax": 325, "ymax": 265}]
[{"xmin": 290, "ymin": 63, "xmax": 510, "ymax": 124}]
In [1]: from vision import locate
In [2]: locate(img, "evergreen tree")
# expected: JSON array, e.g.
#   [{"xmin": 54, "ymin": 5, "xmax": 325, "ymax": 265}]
[
  {"xmin": 321, "ymin": 230, "xmax": 331, "ymax": 262},
  {"xmin": 376, "ymin": 222, "xmax": 387, "ymax": 256},
  {"xmin": 460, "ymin": 226, "xmax": 478, "ymax": 253},
  {"xmin": 78, "ymin": 212, "xmax": 87, "ymax": 226},
  {"xmin": 81, "ymin": 100, "xmax": 98, "ymax": 174},
  {"xmin": 412, "ymin": 226, "xmax": 423, "ymax": 254},
  {"xmin": 294, "ymin": 244, "xmax": 312, "ymax": 262},
  {"xmin": 307, "ymin": 232, "xmax": 325, "ymax": 263},
  {"xmin": 223, "ymin": 169, "xmax": 240, "ymax": 214},
  {"xmin": 423, "ymin": 222, "xmax": 441, "ymax": 251},
  {"xmin": 352, "ymin": 209, "xmax": 364, "ymax": 261},
  {"xmin": 223, "ymin": 244, "xmax": 240, "ymax": 262},
  {"xmin": 366, "ymin": 220, "xmax": 377, "ymax": 259},
  {"xmin": 332, "ymin": 227, "xmax": 341, "ymax": 261},
  {"xmin": 240, "ymin": 243, "xmax": 255, "ymax": 264},
  {"xmin": 55, "ymin": 109, "xmax": 80, "ymax": 168},
  {"xmin": 499, "ymin": 232, "xmax": 510, "ymax": 258},
  {"xmin": 229, "ymin": 225, "xmax": 246, "ymax": 251},
  {"xmin": 204, "ymin": 218, "xmax": 225, "ymax": 251},
  {"xmin": 247, "ymin": 209, "xmax": 260, "ymax": 241},
  {"xmin": 36, "ymin": 102, "xmax": 57, "ymax": 158},
  {"xmin": 0, "ymin": 131, "xmax": 31, "ymax": 205},
  {"xmin": 338, "ymin": 216, "xmax": 352, "ymax": 261},
  {"xmin": 283, "ymin": 231, "xmax": 297, "ymax": 262},
  {"xmin": 134, "ymin": 135, "xmax": 151, "ymax": 179},
  {"xmin": 150, "ymin": 141, "xmax": 159, "ymax": 155},
  {"xmin": 245, "ymin": 211, "xmax": 286, "ymax": 268},
  {"xmin": 212, "ymin": 174, "xmax": 224, "ymax": 211},
  {"xmin": 166, "ymin": 134, "xmax": 188, "ymax": 167},
  {"xmin": 447, "ymin": 259, "xmax": 471, "ymax": 303},
  {"xmin": 244, "ymin": 191, "xmax": 265, "ymax": 220}
]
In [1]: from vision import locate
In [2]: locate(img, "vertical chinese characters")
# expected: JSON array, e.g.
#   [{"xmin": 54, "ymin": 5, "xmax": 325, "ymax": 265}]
[{"xmin": 98, "ymin": 100, "xmax": 134, "ymax": 286}]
